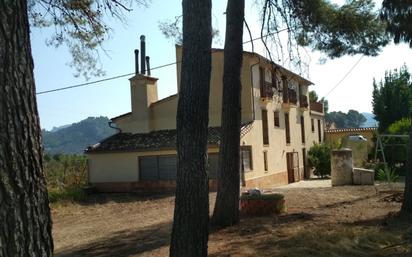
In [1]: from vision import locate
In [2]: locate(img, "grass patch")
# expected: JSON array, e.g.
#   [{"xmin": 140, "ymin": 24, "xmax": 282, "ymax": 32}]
[{"xmin": 48, "ymin": 186, "xmax": 86, "ymax": 203}]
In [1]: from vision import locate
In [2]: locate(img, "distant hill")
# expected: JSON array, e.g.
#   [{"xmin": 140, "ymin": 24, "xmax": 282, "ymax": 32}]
[
  {"xmin": 42, "ymin": 116, "xmax": 116, "ymax": 154},
  {"xmin": 361, "ymin": 112, "xmax": 378, "ymax": 128}
]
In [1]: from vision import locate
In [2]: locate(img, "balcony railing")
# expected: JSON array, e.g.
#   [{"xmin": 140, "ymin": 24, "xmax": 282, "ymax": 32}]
[
  {"xmin": 299, "ymin": 95, "xmax": 309, "ymax": 108},
  {"xmin": 288, "ymin": 89, "xmax": 297, "ymax": 105},
  {"xmin": 310, "ymin": 101, "xmax": 324, "ymax": 113},
  {"xmin": 260, "ymin": 82, "xmax": 274, "ymax": 99}
]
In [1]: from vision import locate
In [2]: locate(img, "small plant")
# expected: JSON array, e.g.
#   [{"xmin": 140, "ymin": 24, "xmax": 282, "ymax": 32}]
[
  {"xmin": 376, "ymin": 166, "xmax": 399, "ymax": 183},
  {"xmin": 308, "ymin": 143, "xmax": 332, "ymax": 178}
]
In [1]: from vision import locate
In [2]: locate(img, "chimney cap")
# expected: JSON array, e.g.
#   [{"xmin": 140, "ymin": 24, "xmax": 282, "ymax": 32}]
[{"xmin": 140, "ymin": 35, "xmax": 146, "ymax": 41}]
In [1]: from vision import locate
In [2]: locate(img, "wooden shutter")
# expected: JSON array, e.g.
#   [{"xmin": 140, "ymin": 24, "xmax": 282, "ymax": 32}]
[
  {"xmin": 285, "ymin": 113, "xmax": 290, "ymax": 144},
  {"xmin": 139, "ymin": 156, "xmax": 158, "ymax": 181},
  {"xmin": 262, "ymin": 110, "xmax": 269, "ymax": 145},
  {"xmin": 158, "ymin": 155, "xmax": 177, "ymax": 180}
]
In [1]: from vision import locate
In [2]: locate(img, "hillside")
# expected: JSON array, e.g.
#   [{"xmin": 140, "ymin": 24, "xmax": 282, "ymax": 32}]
[
  {"xmin": 42, "ymin": 116, "xmax": 116, "ymax": 154},
  {"xmin": 361, "ymin": 112, "xmax": 378, "ymax": 128}
]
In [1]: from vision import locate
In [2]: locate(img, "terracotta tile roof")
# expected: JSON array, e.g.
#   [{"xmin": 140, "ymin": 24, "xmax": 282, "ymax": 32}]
[
  {"xmin": 325, "ymin": 127, "xmax": 377, "ymax": 133},
  {"xmin": 86, "ymin": 127, "xmax": 221, "ymax": 153},
  {"xmin": 86, "ymin": 122, "xmax": 254, "ymax": 153}
]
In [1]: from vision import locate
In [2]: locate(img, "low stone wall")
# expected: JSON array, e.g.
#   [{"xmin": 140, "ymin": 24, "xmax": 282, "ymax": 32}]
[
  {"xmin": 353, "ymin": 168, "xmax": 374, "ymax": 185},
  {"xmin": 240, "ymin": 193, "xmax": 286, "ymax": 216},
  {"xmin": 91, "ymin": 171, "xmax": 289, "ymax": 193},
  {"xmin": 244, "ymin": 172, "xmax": 288, "ymax": 189}
]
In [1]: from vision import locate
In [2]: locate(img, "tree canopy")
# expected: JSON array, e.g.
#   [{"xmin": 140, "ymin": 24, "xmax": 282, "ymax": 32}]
[
  {"xmin": 28, "ymin": 0, "xmax": 148, "ymax": 78},
  {"xmin": 372, "ymin": 65, "xmax": 412, "ymax": 132},
  {"xmin": 381, "ymin": 0, "xmax": 412, "ymax": 47},
  {"xmin": 326, "ymin": 110, "xmax": 366, "ymax": 129}
]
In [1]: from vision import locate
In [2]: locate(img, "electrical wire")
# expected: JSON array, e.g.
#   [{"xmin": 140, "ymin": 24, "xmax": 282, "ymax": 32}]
[
  {"xmin": 323, "ymin": 55, "xmax": 364, "ymax": 98},
  {"xmin": 36, "ymin": 28, "xmax": 290, "ymax": 95}
]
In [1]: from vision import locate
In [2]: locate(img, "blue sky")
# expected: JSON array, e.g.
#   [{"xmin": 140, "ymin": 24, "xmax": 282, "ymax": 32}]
[{"xmin": 32, "ymin": 0, "xmax": 412, "ymax": 130}]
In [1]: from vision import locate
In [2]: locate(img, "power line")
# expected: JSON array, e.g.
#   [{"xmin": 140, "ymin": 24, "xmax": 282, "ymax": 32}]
[
  {"xmin": 36, "ymin": 61, "xmax": 177, "ymax": 95},
  {"xmin": 323, "ymin": 55, "xmax": 364, "ymax": 98},
  {"xmin": 36, "ymin": 28, "xmax": 290, "ymax": 95}
]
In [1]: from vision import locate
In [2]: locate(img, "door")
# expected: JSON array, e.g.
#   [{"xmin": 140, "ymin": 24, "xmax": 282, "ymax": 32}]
[
  {"xmin": 286, "ymin": 152, "xmax": 300, "ymax": 183},
  {"xmin": 286, "ymin": 152, "xmax": 294, "ymax": 183},
  {"xmin": 302, "ymin": 148, "xmax": 308, "ymax": 179}
]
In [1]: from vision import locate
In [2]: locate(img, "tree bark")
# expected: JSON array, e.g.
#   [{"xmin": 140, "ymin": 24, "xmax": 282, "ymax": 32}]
[
  {"xmin": 169, "ymin": 0, "xmax": 212, "ymax": 256},
  {"xmin": 0, "ymin": 0, "xmax": 53, "ymax": 256},
  {"xmin": 401, "ymin": 124, "xmax": 412, "ymax": 214},
  {"xmin": 212, "ymin": 0, "xmax": 245, "ymax": 228}
]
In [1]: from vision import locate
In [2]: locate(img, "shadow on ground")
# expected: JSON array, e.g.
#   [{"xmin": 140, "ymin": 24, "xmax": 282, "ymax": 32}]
[
  {"xmin": 55, "ymin": 221, "xmax": 171, "ymax": 257},
  {"xmin": 79, "ymin": 192, "xmax": 175, "ymax": 206}
]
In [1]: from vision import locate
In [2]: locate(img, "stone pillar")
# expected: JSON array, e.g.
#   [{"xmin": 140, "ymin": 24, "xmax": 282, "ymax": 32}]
[{"xmin": 331, "ymin": 148, "xmax": 353, "ymax": 186}]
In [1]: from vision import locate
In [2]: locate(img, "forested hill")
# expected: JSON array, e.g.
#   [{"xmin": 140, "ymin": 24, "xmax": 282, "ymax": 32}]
[{"xmin": 42, "ymin": 116, "xmax": 116, "ymax": 154}]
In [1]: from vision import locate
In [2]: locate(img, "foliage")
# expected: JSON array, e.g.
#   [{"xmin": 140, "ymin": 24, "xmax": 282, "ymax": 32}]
[
  {"xmin": 376, "ymin": 166, "xmax": 399, "ymax": 183},
  {"xmin": 42, "ymin": 116, "xmax": 115, "ymax": 154},
  {"xmin": 28, "ymin": 0, "xmax": 148, "ymax": 78},
  {"xmin": 372, "ymin": 65, "xmax": 412, "ymax": 132},
  {"xmin": 381, "ymin": 0, "xmax": 412, "ymax": 47},
  {"xmin": 259, "ymin": 0, "xmax": 389, "ymax": 71},
  {"xmin": 309, "ymin": 90, "xmax": 328, "ymax": 113},
  {"xmin": 307, "ymin": 143, "xmax": 332, "ymax": 178},
  {"xmin": 326, "ymin": 110, "xmax": 366, "ymax": 128},
  {"xmin": 388, "ymin": 118, "xmax": 411, "ymax": 135},
  {"xmin": 44, "ymin": 154, "xmax": 88, "ymax": 203},
  {"xmin": 158, "ymin": 15, "xmax": 220, "ymax": 45}
]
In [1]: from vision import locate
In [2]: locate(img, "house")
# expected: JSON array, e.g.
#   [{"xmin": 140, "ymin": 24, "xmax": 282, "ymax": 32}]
[{"xmin": 85, "ymin": 39, "xmax": 325, "ymax": 192}]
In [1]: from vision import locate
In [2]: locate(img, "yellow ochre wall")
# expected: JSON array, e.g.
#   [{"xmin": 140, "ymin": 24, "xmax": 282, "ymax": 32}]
[{"xmin": 90, "ymin": 47, "xmax": 324, "ymax": 190}]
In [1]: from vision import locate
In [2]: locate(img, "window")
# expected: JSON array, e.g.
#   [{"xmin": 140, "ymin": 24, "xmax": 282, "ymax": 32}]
[
  {"xmin": 263, "ymin": 151, "xmax": 268, "ymax": 172},
  {"xmin": 282, "ymin": 76, "xmax": 288, "ymax": 102},
  {"xmin": 139, "ymin": 155, "xmax": 218, "ymax": 181},
  {"xmin": 271, "ymin": 70, "xmax": 277, "ymax": 90},
  {"xmin": 285, "ymin": 113, "xmax": 290, "ymax": 144},
  {"xmin": 274, "ymin": 111, "xmax": 280, "ymax": 127},
  {"xmin": 262, "ymin": 110, "xmax": 269, "ymax": 145},
  {"xmin": 311, "ymin": 118, "xmax": 315, "ymax": 132},
  {"xmin": 240, "ymin": 146, "xmax": 253, "ymax": 171},
  {"xmin": 300, "ymin": 116, "xmax": 305, "ymax": 144},
  {"xmin": 259, "ymin": 67, "xmax": 265, "ymax": 97},
  {"xmin": 318, "ymin": 119, "xmax": 322, "ymax": 143}
]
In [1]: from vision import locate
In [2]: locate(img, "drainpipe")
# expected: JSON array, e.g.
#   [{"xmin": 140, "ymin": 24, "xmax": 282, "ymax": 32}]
[
  {"xmin": 249, "ymin": 56, "xmax": 261, "ymax": 122},
  {"xmin": 140, "ymin": 35, "xmax": 146, "ymax": 74},
  {"xmin": 108, "ymin": 121, "xmax": 121, "ymax": 133}
]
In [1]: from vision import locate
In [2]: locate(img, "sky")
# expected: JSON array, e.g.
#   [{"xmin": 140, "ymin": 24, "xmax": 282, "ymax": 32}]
[{"xmin": 31, "ymin": 0, "xmax": 412, "ymax": 130}]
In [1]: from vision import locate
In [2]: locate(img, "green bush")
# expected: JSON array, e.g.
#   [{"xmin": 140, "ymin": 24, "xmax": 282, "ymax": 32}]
[
  {"xmin": 376, "ymin": 166, "xmax": 399, "ymax": 183},
  {"xmin": 44, "ymin": 154, "xmax": 88, "ymax": 203},
  {"xmin": 48, "ymin": 187, "xmax": 86, "ymax": 203},
  {"xmin": 308, "ymin": 143, "xmax": 332, "ymax": 178}
]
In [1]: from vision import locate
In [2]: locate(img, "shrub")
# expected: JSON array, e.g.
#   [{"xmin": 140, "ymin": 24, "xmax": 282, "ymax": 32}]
[
  {"xmin": 308, "ymin": 143, "xmax": 332, "ymax": 178},
  {"xmin": 376, "ymin": 166, "xmax": 399, "ymax": 183},
  {"xmin": 44, "ymin": 154, "xmax": 88, "ymax": 203}
]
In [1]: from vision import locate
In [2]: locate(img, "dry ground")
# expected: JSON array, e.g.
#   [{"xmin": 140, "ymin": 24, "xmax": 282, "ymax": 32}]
[{"xmin": 52, "ymin": 181, "xmax": 412, "ymax": 257}]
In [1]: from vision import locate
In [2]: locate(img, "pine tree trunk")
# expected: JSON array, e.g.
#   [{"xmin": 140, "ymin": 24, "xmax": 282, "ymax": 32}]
[
  {"xmin": 169, "ymin": 0, "xmax": 212, "ymax": 256},
  {"xmin": 401, "ymin": 125, "xmax": 412, "ymax": 214},
  {"xmin": 212, "ymin": 0, "xmax": 245, "ymax": 228},
  {"xmin": 0, "ymin": 0, "xmax": 53, "ymax": 256}
]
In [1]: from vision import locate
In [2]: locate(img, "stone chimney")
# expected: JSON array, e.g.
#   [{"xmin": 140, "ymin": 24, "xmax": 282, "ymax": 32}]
[
  {"xmin": 129, "ymin": 75, "xmax": 158, "ymax": 133},
  {"xmin": 128, "ymin": 35, "xmax": 158, "ymax": 133}
]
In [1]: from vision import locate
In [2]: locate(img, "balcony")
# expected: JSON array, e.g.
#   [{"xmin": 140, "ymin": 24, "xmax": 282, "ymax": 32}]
[
  {"xmin": 299, "ymin": 95, "xmax": 309, "ymax": 108},
  {"xmin": 310, "ymin": 101, "xmax": 324, "ymax": 113},
  {"xmin": 288, "ymin": 89, "xmax": 297, "ymax": 105},
  {"xmin": 260, "ymin": 82, "xmax": 274, "ymax": 100}
]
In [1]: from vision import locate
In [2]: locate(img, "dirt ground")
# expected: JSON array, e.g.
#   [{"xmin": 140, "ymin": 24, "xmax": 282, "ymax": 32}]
[{"xmin": 52, "ymin": 181, "xmax": 412, "ymax": 257}]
